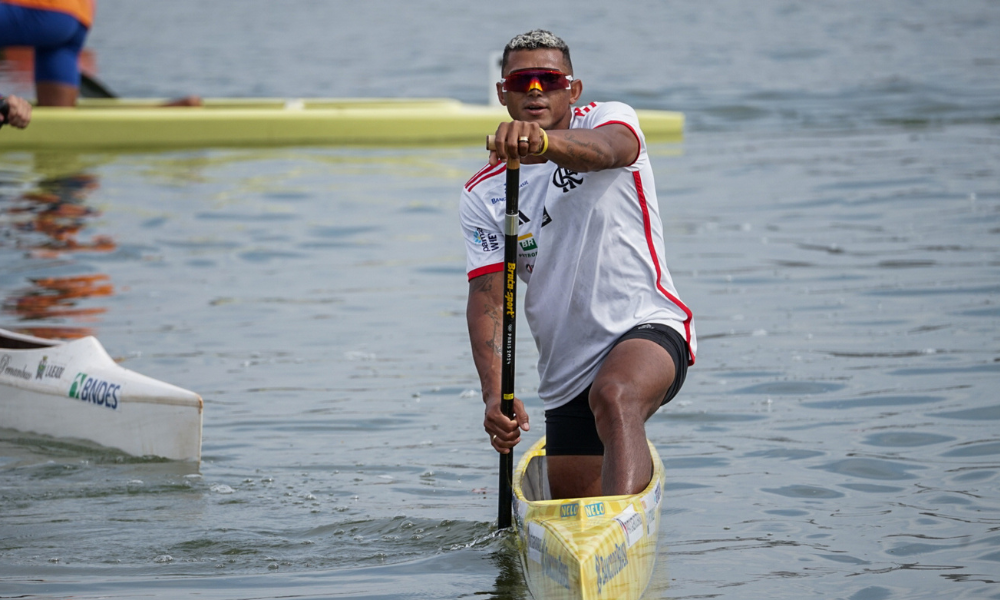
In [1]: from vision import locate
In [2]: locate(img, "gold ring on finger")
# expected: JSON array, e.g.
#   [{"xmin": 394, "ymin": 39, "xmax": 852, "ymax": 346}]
[{"xmin": 518, "ymin": 136, "xmax": 529, "ymax": 143}]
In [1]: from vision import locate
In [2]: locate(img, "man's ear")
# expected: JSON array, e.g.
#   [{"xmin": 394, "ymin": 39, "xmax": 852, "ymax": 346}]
[
  {"xmin": 496, "ymin": 82, "xmax": 507, "ymax": 107},
  {"xmin": 569, "ymin": 79, "xmax": 583, "ymax": 105}
]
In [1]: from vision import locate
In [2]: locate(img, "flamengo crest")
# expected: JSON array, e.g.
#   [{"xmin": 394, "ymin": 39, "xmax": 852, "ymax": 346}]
[{"xmin": 552, "ymin": 167, "xmax": 583, "ymax": 193}]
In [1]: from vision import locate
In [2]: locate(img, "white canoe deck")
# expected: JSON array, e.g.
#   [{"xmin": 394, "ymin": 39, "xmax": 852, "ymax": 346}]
[{"xmin": 0, "ymin": 329, "xmax": 202, "ymax": 461}]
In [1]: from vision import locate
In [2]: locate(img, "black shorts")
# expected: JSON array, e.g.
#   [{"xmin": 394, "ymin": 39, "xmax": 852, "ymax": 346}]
[{"xmin": 545, "ymin": 323, "xmax": 688, "ymax": 456}]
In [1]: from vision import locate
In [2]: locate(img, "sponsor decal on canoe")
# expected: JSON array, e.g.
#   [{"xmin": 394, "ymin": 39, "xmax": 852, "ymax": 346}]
[
  {"xmin": 584, "ymin": 501, "xmax": 605, "ymax": 518},
  {"xmin": 0, "ymin": 354, "xmax": 32, "ymax": 381},
  {"xmin": 68, "ymin": 372, "xmax": 121, "ymax": 410},
  {"xmin": 528, "ymin": 522, "xmax": 544, "ymax": 563},
  {"xmin": 614, "ymin": 505, "xmax": 645, "ymax": 548},
  {"xmin": 35, "ymin": 356, "xmax": 65, "ymax": 380},
  {"xmin": 595, "ymin": 541, "xmax": 628, "ymax": 595},
  {"xmin": 640, "ymin": 478, "xmax": 662, "ymax": 537},
  {"xmin": 515, "ymin": 497, "xmax": 528, "ymax": 523},
  {"xmin": 560, "ymin": 503, "xmax": 578, "ymax": 518},
  {"xmin": 527, "ymin": 522, "xmax": 570, "ymax": 590}
]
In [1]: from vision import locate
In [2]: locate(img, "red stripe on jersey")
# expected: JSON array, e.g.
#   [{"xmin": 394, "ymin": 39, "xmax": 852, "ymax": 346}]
[
  {"xmin": 465, "ymin": 163, "xmax": 506, "ymax": 191},
  {"xmin": 573, "ymin": 102, "xmax": 597, "ymax": 117},
  {"xmin": 468, "ymin": 262, "xmax": 504, "ymax": 281},
  {"xmin": 465, "ymin": 163, "xmax": 495, "ymax": 188},
  {"xmin": 633, "ymin": 171, "xmax": 696, "ymax": 365},
  {"xmin": 596, "ymin": 120, "xmax": 641, "ymax": 166}
]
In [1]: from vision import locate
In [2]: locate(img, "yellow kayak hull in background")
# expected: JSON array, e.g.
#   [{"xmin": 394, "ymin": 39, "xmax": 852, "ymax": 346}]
[
  {"xmin": 0, "ymin": 98, "xmax": 683, "ymax": 150},
  {"xmin": 513, "ymin": 436, "xmax": 664, "ymax": 600}
]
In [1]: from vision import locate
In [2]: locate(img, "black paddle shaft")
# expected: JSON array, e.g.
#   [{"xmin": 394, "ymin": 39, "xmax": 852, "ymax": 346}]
[
  {"xmin": 0, "ymin": 97, "xmax": 9, "ymax": 130},
  {"xmin": 497, "ymin": 156, "xmax": 520, "ymax": 530}
]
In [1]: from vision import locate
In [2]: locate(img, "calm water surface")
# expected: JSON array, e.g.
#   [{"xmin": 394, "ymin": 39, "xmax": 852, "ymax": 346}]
[{"xmin": 1, "ymin": 1, "xmax": 998, "ymax": 599}]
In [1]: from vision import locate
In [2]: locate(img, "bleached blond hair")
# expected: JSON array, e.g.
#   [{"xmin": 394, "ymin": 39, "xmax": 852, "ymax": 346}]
[{"xmin": 502, "ymin": 29, "xmax": 573, "ymax": 74}]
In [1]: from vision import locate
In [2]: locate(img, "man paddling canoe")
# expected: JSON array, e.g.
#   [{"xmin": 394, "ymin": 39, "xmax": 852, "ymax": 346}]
[{"xmin": 461, "ymin": 30, "xmax": 696, "ymax": 499}]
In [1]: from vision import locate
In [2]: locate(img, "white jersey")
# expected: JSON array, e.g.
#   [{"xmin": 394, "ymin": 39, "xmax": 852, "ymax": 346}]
[{"xmin": 460, "ymin": 101, "xmax": 696, "ymax": 410}]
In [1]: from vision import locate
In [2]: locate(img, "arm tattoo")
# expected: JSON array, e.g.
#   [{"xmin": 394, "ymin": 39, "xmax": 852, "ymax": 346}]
[
  {"xmin": 470, "ymin": 274, "xmax": 494, "ymax": 294},
  {"xmin": 484, "ymin": 303, "xmax": 502, "ymax": 356},
  {"xmin": 470, "ymin": 274, "xmax": 503, "ymax": 356},
  {"xmin": 565, "ymin": 135, "xmax": 612, "ymax": 169}
]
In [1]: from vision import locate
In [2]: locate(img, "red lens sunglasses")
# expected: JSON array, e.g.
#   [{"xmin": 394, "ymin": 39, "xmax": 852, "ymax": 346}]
[{"xmin": 500, "ymin": 69, "xmax": 575, "ymax": 93}]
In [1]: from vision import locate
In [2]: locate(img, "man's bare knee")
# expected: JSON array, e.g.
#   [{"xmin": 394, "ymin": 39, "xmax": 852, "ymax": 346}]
[{"xmin": 589, "ymin": 380, "xmax": 643, "ymax": 439}]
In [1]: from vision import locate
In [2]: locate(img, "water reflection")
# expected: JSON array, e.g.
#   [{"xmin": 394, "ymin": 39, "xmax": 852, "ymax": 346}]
[
  {"xmin": 2, "ymin": 274, "xmax": 112, "ymax": 338},
  {"xmin": 486, "ymin": 536, "xmax": 529, "ymax": 600},
  {"xmin": 0, "ymin": 156, "xmax": 115, "ymax": 339}
]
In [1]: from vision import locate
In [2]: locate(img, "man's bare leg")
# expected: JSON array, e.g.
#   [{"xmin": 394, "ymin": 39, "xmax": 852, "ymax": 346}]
[
  {"xmin": 546, "ymin": 338, "xmax": 674, "ymax": 499},
  {"xmin": 548, "ymin": 455, "xmax": 602, "ymax": 499},
  {"xmin": 36, "ymin": 82, "xmax": 78, "ymax": 107},
  {"xmin": 590, "ymin": 338, "xmax": 675, "ymax": 496}
]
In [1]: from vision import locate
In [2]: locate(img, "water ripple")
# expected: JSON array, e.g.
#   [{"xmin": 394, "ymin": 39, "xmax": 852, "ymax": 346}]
[{"xmin": 813, "ymin": 458, "xmax": 925, "ymax": 480}]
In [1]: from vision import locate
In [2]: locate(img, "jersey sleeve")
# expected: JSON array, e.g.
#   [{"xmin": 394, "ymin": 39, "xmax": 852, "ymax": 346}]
[
  {"xmin": 459, "ymin": 186, "xmax": 505, "ymax": 281},
  {"xmin": 573, "ymin": 101, "xmax": 646, "ymax": 169}
]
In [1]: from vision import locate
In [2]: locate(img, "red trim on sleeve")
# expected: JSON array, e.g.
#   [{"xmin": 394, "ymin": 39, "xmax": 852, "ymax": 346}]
[
  {"xmin": 465, "ymin": 163, "xmax": 506, "ymax": 192},
  {"xmin": 596, "ymin": 120, "xmax": 641, "ymax": 167},
  {"xmin": 573, "ymin": 102, "xmax": 597, "ymax": 117},
  {"xmin": 468, "ymin": 262, "xmax": 504, "ymax": 281},
  {"xmin": 632, "ymin": 171, "xmax": 695, "ymax": 365}
]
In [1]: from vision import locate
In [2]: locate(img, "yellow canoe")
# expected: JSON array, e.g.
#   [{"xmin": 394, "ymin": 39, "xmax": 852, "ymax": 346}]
[
  {"xmin": 0, "ymin": 98, "xmax": 683, "ymax": 150},
  {"xmin": 513, "ymin": 436, "xmax": 664, "ymax": 600}
]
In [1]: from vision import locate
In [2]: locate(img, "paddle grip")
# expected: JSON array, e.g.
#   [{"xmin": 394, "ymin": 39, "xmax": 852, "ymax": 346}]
[
  {"xmin": 0, "ymin": 97, "xmax": 8, "ymax": 129},
  {"xmin": 486, "ymin": 135, "xmax": 525, "ymax": 167}
]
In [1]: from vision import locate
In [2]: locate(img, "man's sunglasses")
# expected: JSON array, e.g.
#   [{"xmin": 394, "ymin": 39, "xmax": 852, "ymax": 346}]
[{"xmin": 500, "ymin": 69, "xmax": 575, "ymax": 93}]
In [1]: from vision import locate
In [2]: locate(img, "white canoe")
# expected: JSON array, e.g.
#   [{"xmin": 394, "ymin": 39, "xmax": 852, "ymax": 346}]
[
  {"xmin": 0, "ymin": 328, "xmax": 202, "ymax": 461},
  {"xmin": 513, "ymin": 436, "xmax": 664, "ymax": 600}
]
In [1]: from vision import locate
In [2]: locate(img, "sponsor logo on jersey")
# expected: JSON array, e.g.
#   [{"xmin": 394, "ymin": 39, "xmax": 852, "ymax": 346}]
[
  {"xmin": 35, "ymin": 355, "xmax": 65, "ymax": 380},
  {"xmin": 518, "ymin": 234, "xmax": 537, "ymax": 254},
  {"xmin": 541, "ymin": 207, "xmax": 552, "ymax": 227},
  {"xmin": 560, "ymin": 503, "xmax": 578, "ymax": 518},
  {"xmin": 552, "ymin": 167, "xmax": 584, "ymax": 193},
  {"xmin": 595, "ymin": 541, "xmax": 629, "ymax": 594},
  {"xmin": 584, "ymin": 501, "xmax": 605, "ymax": 518},
  {"xmin": 473, "ymin": 227, "xmax": 500, "ymax": 253},
  {"xmin": 68, "ymin": 372, "xmax": 121, "ymax": 410}
]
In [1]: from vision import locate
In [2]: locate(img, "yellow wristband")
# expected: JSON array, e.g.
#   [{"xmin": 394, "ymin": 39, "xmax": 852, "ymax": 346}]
[{"xmin": 533, "ymin": 129, "xmax": 549, "ymax": 156}]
